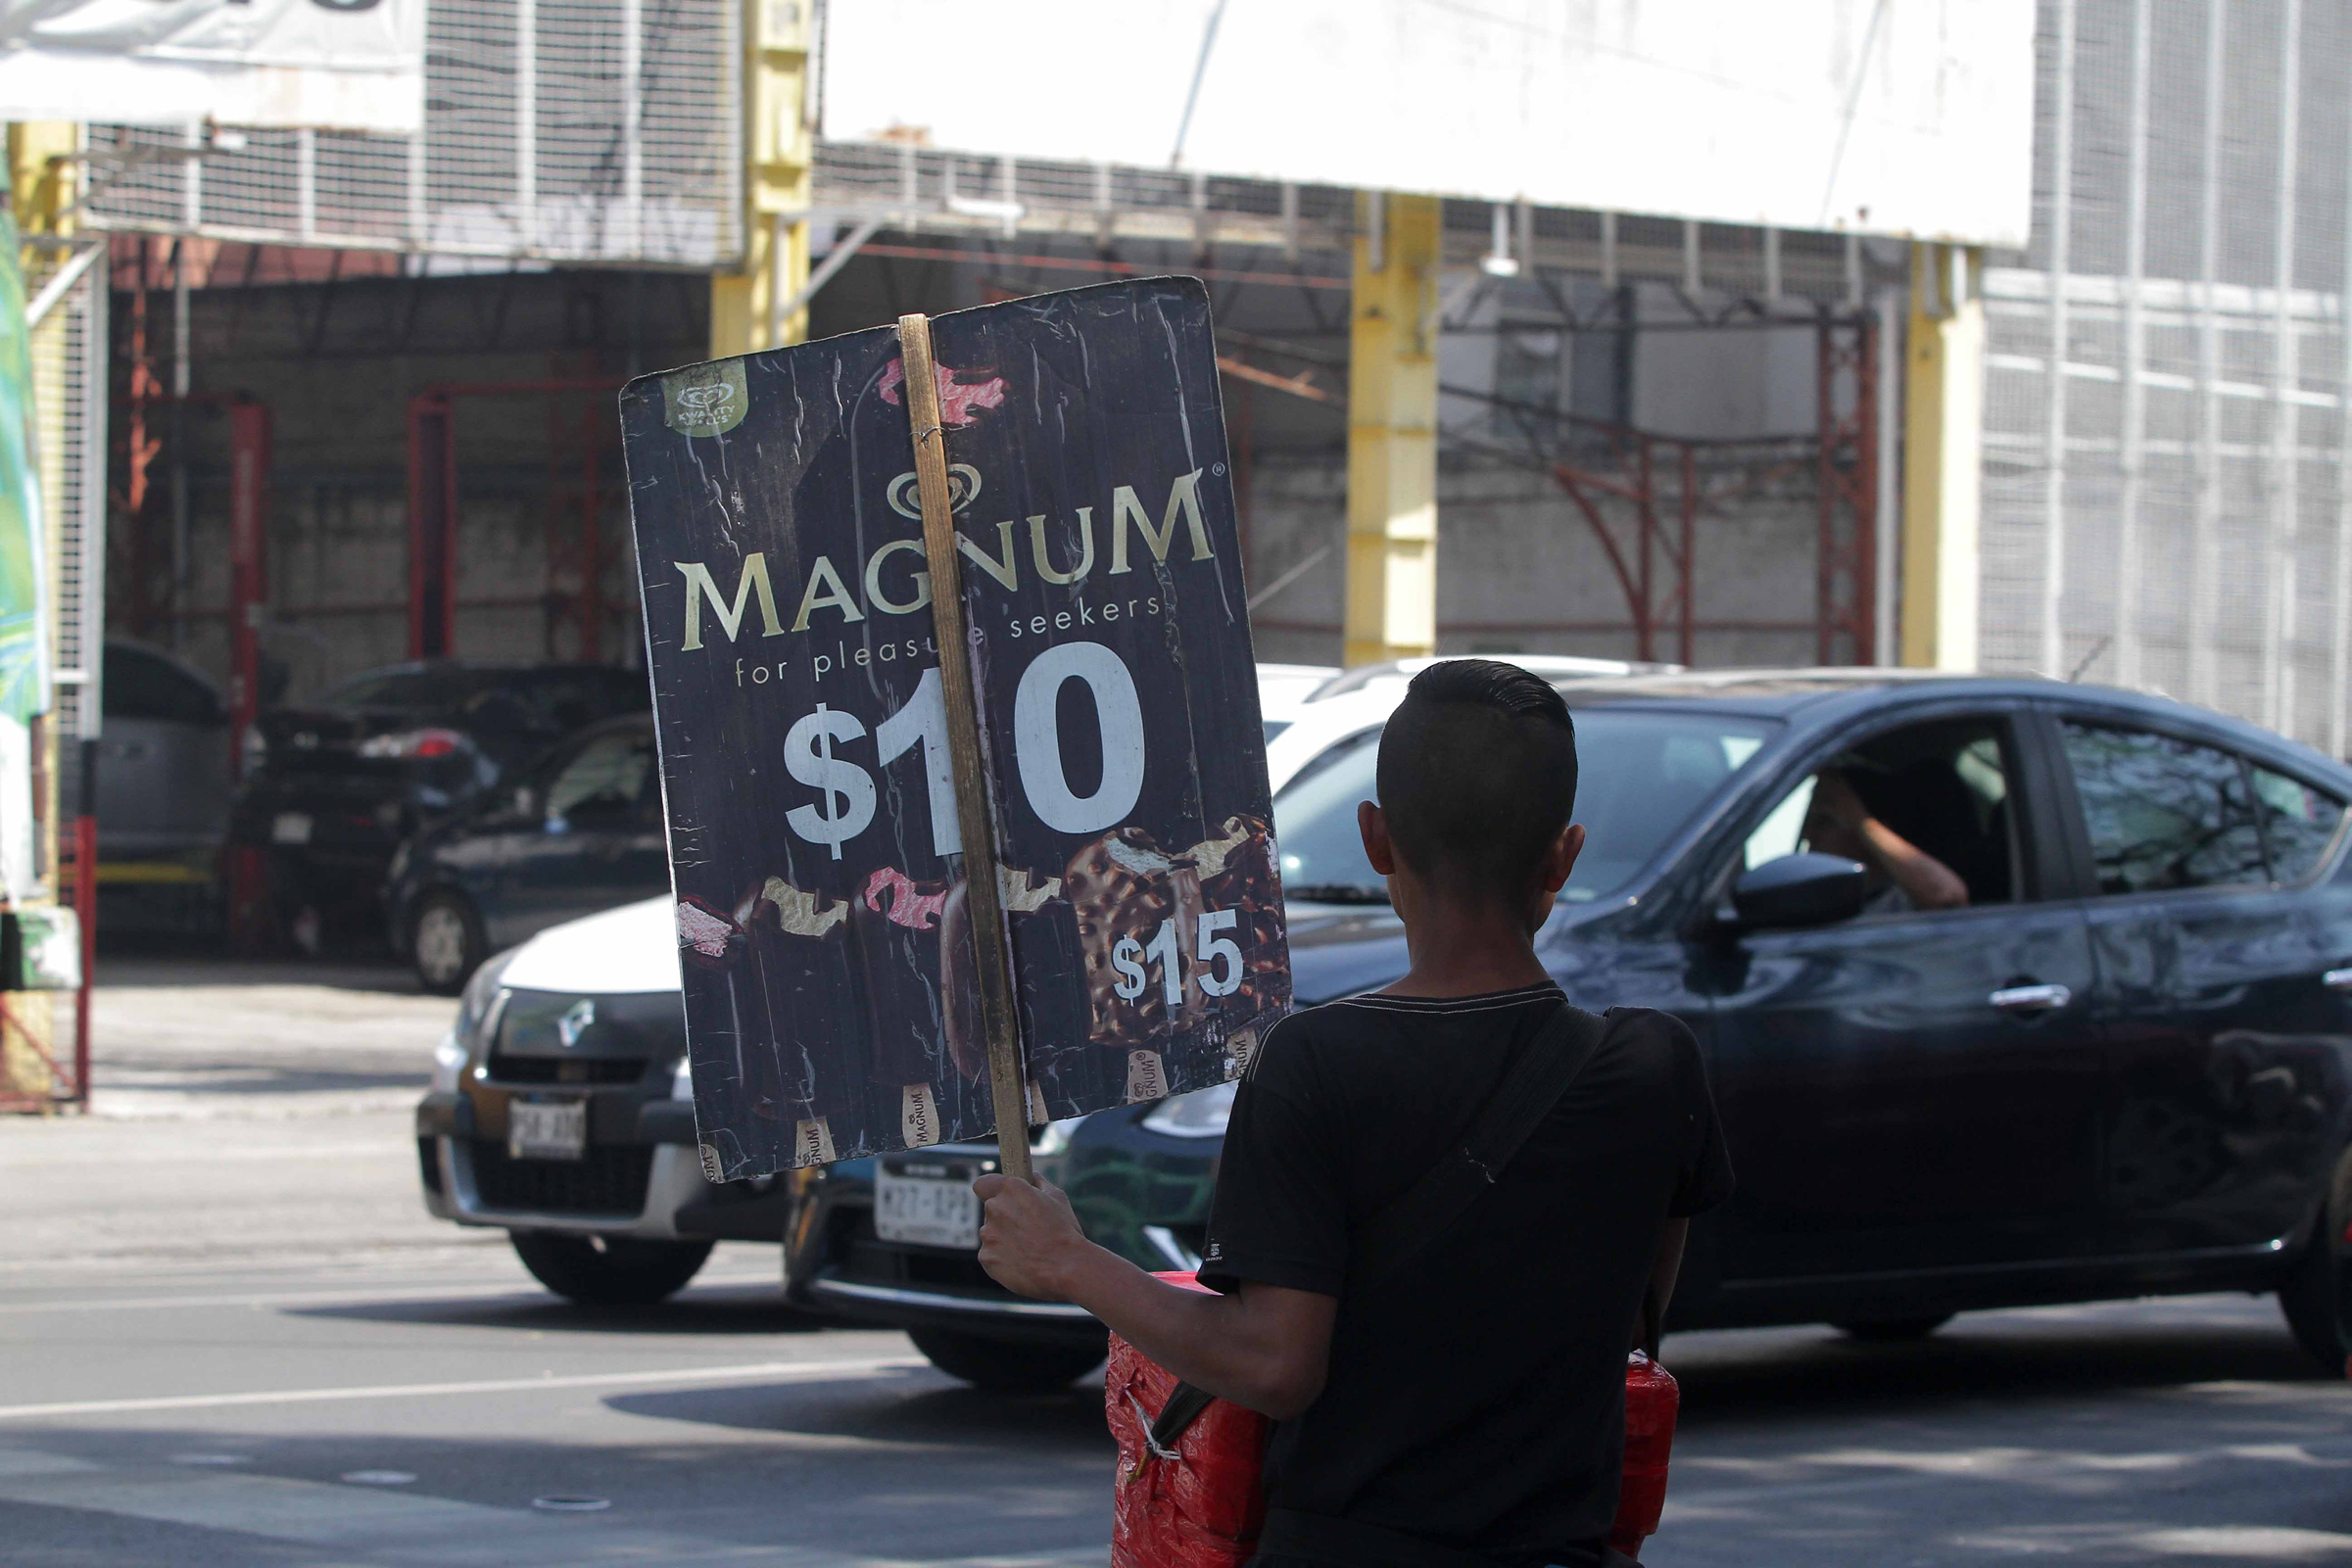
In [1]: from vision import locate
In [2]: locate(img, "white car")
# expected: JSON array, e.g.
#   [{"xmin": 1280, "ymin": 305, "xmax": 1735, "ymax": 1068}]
[
  {"xmin": 1255, "ymin": 662, "xmax": 1339, "ymax": 743},
  {"xmin": 1268, "ymin": 652, "xmax": 1678, "ymax": 792}
]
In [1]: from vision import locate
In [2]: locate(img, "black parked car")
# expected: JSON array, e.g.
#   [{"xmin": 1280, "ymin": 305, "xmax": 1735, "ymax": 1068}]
[
  {"xmin": 232, "ymin": 661, "xmax": 648, "ymax": 946},
  {"xmin": 386, "ymin": 713, "xmax": 667, "ymax": 993},
  {"xmin": 776, "ymin": 671, "xmax": 2352, "ymax": 1385}
]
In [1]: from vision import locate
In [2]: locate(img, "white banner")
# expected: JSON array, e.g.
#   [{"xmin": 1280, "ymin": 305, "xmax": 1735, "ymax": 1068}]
[
  {"xmin": 0, "ymin": 0, "xmax": 424, "ymax": 133},
  {"xmin": 824, "ymin": 0, "xmax": 2036, "ymax": 248}
]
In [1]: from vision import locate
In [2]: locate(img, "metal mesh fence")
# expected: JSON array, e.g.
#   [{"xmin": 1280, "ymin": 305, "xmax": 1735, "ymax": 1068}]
[
  {"xmin": 1983, "ymin": 0, "xmax": 2352, "ymax": 755},
  {"xmin": 79, "ymin": 0, "xmax": 740, "ymax": 268},
  {"xmin": 47, "ymin": 259, "xmax": 103, "ymax": 745}
]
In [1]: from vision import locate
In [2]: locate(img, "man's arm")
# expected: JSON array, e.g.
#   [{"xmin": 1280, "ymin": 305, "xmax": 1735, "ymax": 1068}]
[
  {"xmin": 1639, "ymin": 1217, "xmax": 1690, "ymax": 1357},
  {"xmin": 975, "ymin": 1172, "xmax": 1337, "ymax": 1420}
]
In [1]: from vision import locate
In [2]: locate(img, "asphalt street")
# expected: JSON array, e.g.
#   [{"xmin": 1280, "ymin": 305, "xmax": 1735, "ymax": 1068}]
[{"xmin": 3, "ymin": 959, "xmax": 2349, "ymax": 1565}]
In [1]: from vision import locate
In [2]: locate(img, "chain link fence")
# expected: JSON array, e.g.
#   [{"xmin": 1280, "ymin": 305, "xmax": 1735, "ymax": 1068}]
[{"xmin": 79, "ymin": 0, "xmax": 741, "ymax": 268}]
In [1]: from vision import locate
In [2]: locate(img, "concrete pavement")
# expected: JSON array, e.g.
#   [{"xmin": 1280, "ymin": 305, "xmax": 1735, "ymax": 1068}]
[{"xmin": 3, "ymin": 960, "xmax": 2348, "ymax": 1565}]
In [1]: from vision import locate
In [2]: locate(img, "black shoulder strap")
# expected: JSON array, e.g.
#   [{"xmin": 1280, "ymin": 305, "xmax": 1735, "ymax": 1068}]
[
  {"xmin": 1350, "ymin": 1001, "xmax": 1609, "ymax": 1290},
  {"xmin": 1141, "ymin": 1003, "xmax": 1611, "ymax": 1454}
]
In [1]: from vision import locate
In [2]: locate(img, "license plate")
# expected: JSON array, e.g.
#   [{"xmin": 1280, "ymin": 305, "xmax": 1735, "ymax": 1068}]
[
  {"xmin": 875, "ymin": 1163, "xmax": 981, "ymax": 1249},
  {"xmin": 271, "ymin": 812, "xmax": 313, "ymax": 845},
  {"xmin": 506, "ymin": 1097, "xmax": 587, "ymax": 1162}
]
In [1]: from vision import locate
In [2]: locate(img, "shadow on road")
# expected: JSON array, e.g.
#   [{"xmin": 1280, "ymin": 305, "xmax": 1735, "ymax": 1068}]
[
  {"xmin": 1668, "ymin": 1306, "xmax": 2331, "ymax": 1431},
  {"xmin": 606, "ymin": 1375, "xmax": 1111, "ymax": 1448},
  {"xmin": 95, "ymin": 956, "xmax": 425, "ymax": 995}
]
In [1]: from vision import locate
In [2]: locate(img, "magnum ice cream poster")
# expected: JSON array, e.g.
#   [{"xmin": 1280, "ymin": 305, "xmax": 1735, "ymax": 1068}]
[{"xmin": 620, "ymin": 278, "xmax": 1292, "ymax": 1177}]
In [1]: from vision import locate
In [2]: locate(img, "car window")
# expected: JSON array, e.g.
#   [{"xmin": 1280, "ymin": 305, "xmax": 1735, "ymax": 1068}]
[
  {"xmin": 1271, "ymin": 710, "xmax": 1777, "ymax": 904},
  {"xmin": 2060, "ymin": 722, "xmax": 2267, "ymax": 894},
  {"xmin": 102, "ymin": 643, "xmax": 223, "ymax": 725},
  {"xmin": 327, "ymin": 669, "xmax": 461, "ymax": 711},
  {"xmin": 2251, "ymin": 765, "xmax": 2347, "ymax": 882},
  {"xmin": 546, "ymin": 731, "xmax": 657, "ymax": 823},
  {"xmin": 1743, "ymin": 716, "xmax": 2020, "ymax": 913}
]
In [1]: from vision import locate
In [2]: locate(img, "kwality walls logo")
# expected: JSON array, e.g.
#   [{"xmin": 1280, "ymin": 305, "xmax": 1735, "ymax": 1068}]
[{"xmin": 661, "ymin": 361, "xmax": 748, "ymax": 436}]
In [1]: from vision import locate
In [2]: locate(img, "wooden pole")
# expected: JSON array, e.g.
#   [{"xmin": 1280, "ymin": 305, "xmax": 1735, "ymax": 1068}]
[{"xmin": 895, "ymin": 313, "xmax": 1032, "ymax": 1182}]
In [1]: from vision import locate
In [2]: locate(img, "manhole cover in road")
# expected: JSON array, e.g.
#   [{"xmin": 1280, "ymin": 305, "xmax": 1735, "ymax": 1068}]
[
  {"xmin": 532, "ymin": 1496, "xmax": 610, "ymax": 1512},
  {"xmin": 169, "ymin": 1454, "xmax": 249, "ymax": 1466},
  {"xmin": 341, "ymin": 1471, "xmax": 416, "ymax": 1486}
]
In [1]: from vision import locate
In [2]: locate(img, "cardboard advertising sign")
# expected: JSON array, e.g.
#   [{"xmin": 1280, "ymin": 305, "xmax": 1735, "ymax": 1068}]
[{"xmin": 620, "ymin": 278, "xmax": 1291, "ymax": 1177}]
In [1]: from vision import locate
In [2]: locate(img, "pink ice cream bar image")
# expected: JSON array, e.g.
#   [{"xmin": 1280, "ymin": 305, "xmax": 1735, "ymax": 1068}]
[{"xmin": 878, "ymin": 357, "xmax": 1008, "ymax": 427}]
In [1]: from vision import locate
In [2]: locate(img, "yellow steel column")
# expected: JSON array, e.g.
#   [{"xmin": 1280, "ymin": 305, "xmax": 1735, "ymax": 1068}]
[
  {"xmin": 1899, "ymin": 241, "xmax": 1985, "ymax": 671},
  {"xmin": 1344, "ymin": 192, "xmax": 1441, "ymax": 669},
  {"xmin": 710, "ymin": 0, "xmax": 813, "ymax": 358}
]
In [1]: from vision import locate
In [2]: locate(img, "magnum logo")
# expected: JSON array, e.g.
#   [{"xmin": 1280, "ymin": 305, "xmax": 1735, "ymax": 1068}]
[{"xmin": 669, "ymin": 467, "xmax": 1216, "ymax": 651}]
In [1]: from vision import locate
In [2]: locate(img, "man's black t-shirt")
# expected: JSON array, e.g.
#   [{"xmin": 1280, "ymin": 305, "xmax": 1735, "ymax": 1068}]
[{"xmin": 1197, "ymin": 983, "xmax": 1733, "ymax": 1567}]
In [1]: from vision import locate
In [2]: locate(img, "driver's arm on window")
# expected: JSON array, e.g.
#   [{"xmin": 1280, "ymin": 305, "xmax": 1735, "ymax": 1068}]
[{"xmin": 1812, "ymin": 771, "xmax": 1970, "ymax": 910}]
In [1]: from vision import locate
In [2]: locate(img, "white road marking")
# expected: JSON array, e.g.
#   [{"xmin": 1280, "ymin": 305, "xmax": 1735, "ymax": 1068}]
[{"xmin": 0, "ymin": 1355, "xmax": 927, "ymax": 1421}]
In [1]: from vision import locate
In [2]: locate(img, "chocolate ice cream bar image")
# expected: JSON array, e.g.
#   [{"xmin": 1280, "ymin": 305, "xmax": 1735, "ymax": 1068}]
[
  {"xmin": 1188, "ymin": 813, "xmax": 1292, "ymax": 1021},
  {"xmin": 1064, "ymin": 826, "xmax": 1206, "ymax": 1048}
]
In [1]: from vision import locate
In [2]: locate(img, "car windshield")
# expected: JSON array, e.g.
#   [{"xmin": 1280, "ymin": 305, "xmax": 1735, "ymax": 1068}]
[{"xmin": 1272, "ymin": 708, "xmax": 1778, "ymax": 904}]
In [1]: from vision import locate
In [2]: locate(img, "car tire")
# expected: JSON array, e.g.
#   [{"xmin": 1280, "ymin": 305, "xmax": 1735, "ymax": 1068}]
[
  {"xmin": 2279, "ymin": 1148, "xmax": 2352, "ymax": 1372},
  {"xmin": 509, "ymin": 1232, "xmax": 714, "ymax": 1306},
  {"xmin": 907, "ymin": 1326, "xmax": 1108, "ymax": 1394},
  {"xmin": 1834, "ymin": 1314, "xmax": 1953, "ymax": 1343},
  {"xmin": 410, "ymin": 891, "xmax": 485, "ymax": 996}
]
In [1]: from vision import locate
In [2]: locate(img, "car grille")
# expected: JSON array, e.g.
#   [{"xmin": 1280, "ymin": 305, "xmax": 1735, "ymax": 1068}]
[
  {"xmin": 483, "ymin": 1053, "xmax": 648, "ymax": 1086},
  {"xmin": 468, "ymin": 1141, "xmax": 651, "ymax": 1215}
]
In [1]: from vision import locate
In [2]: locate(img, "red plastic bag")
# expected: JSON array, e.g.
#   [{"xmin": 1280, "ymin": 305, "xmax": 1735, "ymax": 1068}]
[
  {"xmin": 1608, "ymin": 1350, "xmax": 1681, "ymax": 1559},
  {"xmin": 1107, "ymin": 1274, "xmax": 1682, "ymax": 1566},
  {"xmin": 1107, "ymin": 1272, "xmax": 1271, "ymax": 1568}
]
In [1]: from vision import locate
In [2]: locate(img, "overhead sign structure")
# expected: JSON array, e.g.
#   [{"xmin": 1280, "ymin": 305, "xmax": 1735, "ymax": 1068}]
[
  {"xmin": 0, "ymin": 0, "xmax": 425, "ymax": 132},
  {"xmin": 824, "ymin": 0, "xmax": 2037, "ymax": 248},
  {"xmin": 621, "ymin": 277, "xmax": 1292, "ymax": 1177}
]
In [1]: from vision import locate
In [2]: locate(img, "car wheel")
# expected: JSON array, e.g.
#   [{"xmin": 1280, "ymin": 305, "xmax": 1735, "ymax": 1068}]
[
  {"xmin": 907, "ymin": 1326, "xmax": 1107, "ymax": 1393},
  {"xmin": 2279, "ymin": 1149, "xmax": 2352, "ymax": 1372},
  {"xmin": 509, "ymin": 1232, "xmax": 714, "ymax": 1306},
  {"xmin": 410, "ymin": 891, "xmax": 485, "ymax": 995},
  {"xmin": 1834, "ymin": 1314, "xmax": 1953, "ymax": 1343}
]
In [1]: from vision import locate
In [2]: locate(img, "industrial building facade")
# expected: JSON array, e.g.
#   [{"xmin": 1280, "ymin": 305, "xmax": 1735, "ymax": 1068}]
[{"xmin": 25, "ymin": 0, "xmax": 2343, "ymax": 768}]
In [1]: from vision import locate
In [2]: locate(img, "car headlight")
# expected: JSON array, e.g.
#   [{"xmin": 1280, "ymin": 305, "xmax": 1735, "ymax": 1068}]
[
  {"xmin": 1140, "ymin": 1079, "xmax": 1238, "ymax": 1138},
  {"xmin": 454, "ymin": 946, "xmax": 518, "ymax": 1045},
  {"xmin": 430, "ymin": 1030, "xmax": 469, "ymax": 1094}
]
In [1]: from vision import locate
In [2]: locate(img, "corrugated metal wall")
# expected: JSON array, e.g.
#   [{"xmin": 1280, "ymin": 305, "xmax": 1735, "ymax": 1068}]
[{"xmin": 1982, "ymin": 0, "xmax": 2352, "ymax": 754}]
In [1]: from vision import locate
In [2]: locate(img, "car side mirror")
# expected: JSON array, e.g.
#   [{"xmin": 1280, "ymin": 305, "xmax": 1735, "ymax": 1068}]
[{"xmin": 1729, "ymin": 853, "xmax": 1868, "ymax": 930}]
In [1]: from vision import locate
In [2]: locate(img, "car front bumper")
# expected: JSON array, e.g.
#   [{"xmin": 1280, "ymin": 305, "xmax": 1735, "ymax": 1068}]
[
  {"xmin": 415, "ymin": 1088, "xmax": 791, "ymax": 1244},
  {"xmin": 784, "ymin": 1111, "xmax": 1222, "ymax": 1344}
]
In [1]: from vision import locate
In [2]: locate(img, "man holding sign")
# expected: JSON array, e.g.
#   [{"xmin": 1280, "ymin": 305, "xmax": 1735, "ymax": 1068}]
[{"xmin": 978, "ymin": 661, "xmax": 1732, "ymax": 1568}]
